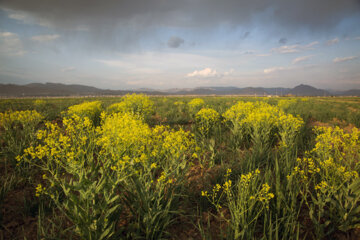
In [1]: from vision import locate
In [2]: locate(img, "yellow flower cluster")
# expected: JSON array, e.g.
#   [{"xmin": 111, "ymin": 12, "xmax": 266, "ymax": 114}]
[
  {"xmin": 223, "ymin": 101, "xmax": 304, "ymax": 148},
  {"xmin": 20, "ymin": 114, "xmax": 95, "ymax": 167},
  {"xmin": 7, "ymin": 98, "xmax": 217, "ymax": 238},
  {"xmin": 221, "ymin": 168, "xmax": 233, "ymax": 193},
  {"xmin": 289, "ymin": 157, "xmax": 320, "ymax": 181},
  {"xmin": 314, "ymin": 181, "xmax": 331, "ymax": 193},
  {"xmin": 225, "ymin": 168, "xmax": 232, "ymax": 178},
  {"xmin": 173, "ymin": 101, "xmax": 186, "ymax": 115},
  {"xmin": 0, "ymin": 110, "xmax": 43, "ymax": 128},
  {"xmin": 35, "ymin": 183, "xmax": 46, "ymax": 197},
  {"xmin": 222, "ymin": 101, "xmax": 259, "ymax": 123},
  {"xmin": 67, "ymin": 101, "xmax": 102, "ymax": 123},
  {"xmin": 203, "ymin": 168, "xmax": 274, "ymax": 211},
  {"xmin": 201, "ymin": 190, "xmax": 208, "ymax": 197},
  {"xmin": 156, "ymin": 170, "xmax": 176, "ymax": 184},
  {"xmin": 201, "ymin": 169, "xmax": 232, "ymax": 209},
  {"xmin": 107, "ymin": 93, "xmax": 154, "ymax": 119},
  {"xmin": 98, "ymin": 113, "xmax": 196, "ymax": 172},
  {"xmin": 174, "ymin": 101, "xmax": 184, "ymax": 106},
  {"xmin": 289, "ymin": 126, "xmax": 359, "ymax": 195},
  {"xmin": 258, "ymin": 183, "xmax": 275, "ymax": 208},
  {"xmin": 1, "ymin": 110, "xmax": 43, "ymax": 161},
  {"xmin": 278, "ymin": 113, "xmax": 304, "ymax": 148},
  {"xmin": 240, "ymin": 169, "xmax": 261, "ymax": 187},
  {"xmin": 156, "ymin": 127, "xmax": 195, "ymax": 161},
  {"xmin": 319, "ymin": 157, "xmax": 358, "ymax": 184},
  {"xmin": 195, "ymin": 108, "xmax": 220, "ymax": 136},
  {"xmin": 313, "ymin": 126, "xmax": 360, "ymax": 163},
  {"xmin": 277, "ymin": 99, "xmax": 298, "ymax": 111},
  {"xmin": 188, "ymin": 98, "xmax": 205, "ymax": 113},
  {"xmin": 97, "ymin": 112, "xmax": 152, "ymax": 165},
  {"xmin": 223, "ymin": 179, "xmax": 232, "ymax": 193},
  {"xmin": 20, "ymin": 109, "xmax": 194, "ymax": 178},
  {"xmin": 33, "ymin": 99, "xmax": 46, "ymax": 107},
  {"xmin": 242, "ymin": 104, "xmax": 280, "ymax": 128}
]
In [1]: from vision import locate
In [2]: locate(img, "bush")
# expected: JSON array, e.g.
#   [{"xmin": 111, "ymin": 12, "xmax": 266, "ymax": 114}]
[
  {"xmin": 107, "ymin": 94, "xmax": 154, "ymax": 120},
  {"xmin": 67, "ymin": 101, "xmax": 102, "ymax": 125}
]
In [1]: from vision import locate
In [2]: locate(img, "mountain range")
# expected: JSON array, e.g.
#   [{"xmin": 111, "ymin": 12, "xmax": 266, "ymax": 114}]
[{"xmin": 0, "ymin": 83, "xmax": 359, "ymax": 97}]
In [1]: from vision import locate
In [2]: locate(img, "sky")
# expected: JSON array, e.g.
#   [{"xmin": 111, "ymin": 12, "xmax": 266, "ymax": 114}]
[{"xmin": 0, "ymin": 0, "xmax": 360, "ymax": 90}]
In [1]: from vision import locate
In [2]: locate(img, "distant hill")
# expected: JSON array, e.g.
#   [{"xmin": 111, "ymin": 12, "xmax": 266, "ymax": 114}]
[
  {"xmin": 25, "ymin": 83, "xmax": 101, "ymax": 94},
  {"xmin": 0, "ymin": 82, "xmax": 359, "ymax": 97},
  {"xmin": 1, "ymin": 83, "xmax": 108, "ymax": 97},
  {"xmin": 158, "ymin": 85, "xmax": 344, "ymax": 96},
  {"xmin": 166, "ymin": 87, "xmax": 269, "ymax": 95},
  {"xmin": 340, "ymin": 89, "xmax": 360, "ymax": 96},
  {"xmin": 262, "ymin": 87, "xmax": 291, "ymax": 95},
  {"xmin": 0, "ymin": 83, "xmax": 164, "ymax": 97},
  {"xmin": 288, "ymin": 84, "xmax": 330, "ymax": 96}
]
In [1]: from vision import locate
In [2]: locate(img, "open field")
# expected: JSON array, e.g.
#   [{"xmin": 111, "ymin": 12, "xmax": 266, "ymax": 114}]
[{"xmin": 1, "ymin": 95, "xmax": 360, "ymax": 239}]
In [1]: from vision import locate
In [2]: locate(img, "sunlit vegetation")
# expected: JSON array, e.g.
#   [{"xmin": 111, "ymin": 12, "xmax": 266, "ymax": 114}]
[{"xmin": 1, "ymin": 95, "xmax": 360, "ymax": 239}]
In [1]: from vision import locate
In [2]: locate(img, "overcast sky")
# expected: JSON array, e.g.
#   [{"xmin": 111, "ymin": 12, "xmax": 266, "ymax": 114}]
[{"xmin": 0, "ymin": 0, "xmax": 360, "ymax": 90}]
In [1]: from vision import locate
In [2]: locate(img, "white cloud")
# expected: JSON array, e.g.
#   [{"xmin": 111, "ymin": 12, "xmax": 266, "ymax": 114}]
[
  {"xmin": 8, "ymin": 12, "xmax": 27, "ymax": 21},
  {"xmin": 5, "ymin": 8, "xmax": 51, "ymax": 27},
  {"xmin": 263, "ymin": 65, "xmax": 314, "ymax": 75},
  {"xmin": 96, "ymin": 59, "xmax": 162, "ymax": 74},
  {"xmin": 271, "ymin": 45, "xmax": 299, "ymax": 53},
  {"xmin": 31, "ymin": 34, "xmax": 60, "ymax": 42},
  {"xmin": 355, "ymin": 36, "xmax": 360, "ymax": 40},
  {"xmin": 326, "ymin": 37, "xmax": 339, "ymax": 46},
  {"xmin": 224, "ymin": 69, "xmax": 235, "ymax": 76},
  {"xmin": 241, "ymin": 50, "xmax": 256, "ymax": 55},
  {"xmin": 187, "ymin": 68, "xmax": 218, "ymax": 77},
  {"xmin": 0, "ymin": 31, "xmax": 26, "ymax": 56},
  {"xmin": 61, "ymin": 67, "xmax": 76, "ymax": 72},
  {"xmin": 96, "ymin": 59, "xmax": 135, "ymax": 69},
  {"xmin": 271, "ymin": 41, "xmax": 319, "ymax": 54},
  {"xmin": 333, "ymin": 56, "xmax": 358, "ymax": 63},
  {"xmin": 96, "ymin": 52, "xmax": 216, "ymax": 70},
  {"xmin": 0, "ymin": 32, "xmax": 15, "ymax": 37},
  {"xmin": 256, "ymin": 53, "xmax": 271, "ymax": 57},
  {"xmin": 304, "ymin": 41, "xmax": 319, "ymax": 48},
  {"xmin": 6, "ymin": 8, "xmax": 88, "ymax": 31},
  {"xmin": 292, "ymin": 55, "xmax": 312, "ymax": 64},
  {"xmin": 264, "ymin": 67, "xmax": 286, "ymax": 74},
  {"xmin": 126, "ymin": 80, "xmax": 165, "ymax": 86}
]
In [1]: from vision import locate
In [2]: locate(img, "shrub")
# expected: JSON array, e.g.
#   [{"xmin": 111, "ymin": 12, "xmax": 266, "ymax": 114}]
[
  {"xmin": 67, "ymin": 101, "xmax": 102, "ymax": 125},
  {"xmin": 107, "ymin": 94, "xmax": 154, "ymax": 120},
  {"xmin": 195, "ymin": 108, "xmax": 220, "ymax": 138},
  {"xmin": 0, "ymin": 110, "xmax": 43, "ymax": 161},
  {"xmin": 188, "ymin": 98, "xmax": 205, "ymax": 116}
]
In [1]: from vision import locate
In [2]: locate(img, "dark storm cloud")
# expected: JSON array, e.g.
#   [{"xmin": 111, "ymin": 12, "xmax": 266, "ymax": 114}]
[
  {"xmin": 167, "ymin": 36, "xmax": 184, "ymax": 48},
  {"xmin": 1, "ymin": 0, "xmax": 359, "ymax": 38},
  {"xmin": 279, "ymin": 38, "xmax": 287, "ymax": 44}
]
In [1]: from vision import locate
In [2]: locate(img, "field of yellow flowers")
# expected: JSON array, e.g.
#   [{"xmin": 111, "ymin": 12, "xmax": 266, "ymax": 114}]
[{"xmin": 1, "ymin": 95, "xmax": 360, "ymax": 239}]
